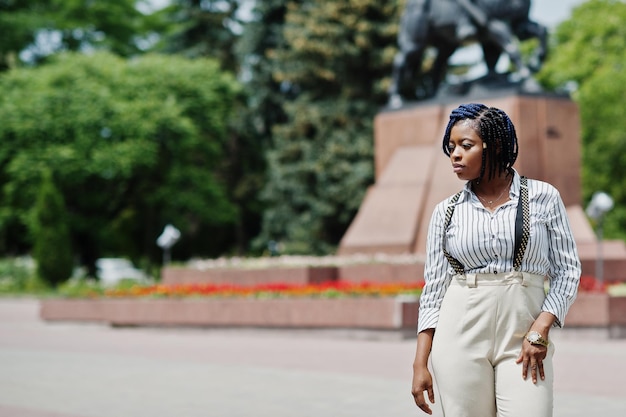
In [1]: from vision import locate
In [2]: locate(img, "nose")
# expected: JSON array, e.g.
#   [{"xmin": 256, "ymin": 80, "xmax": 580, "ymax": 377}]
[{"xmin": 450, "ymin": 146, "xmax": 462, "ymax": 160}]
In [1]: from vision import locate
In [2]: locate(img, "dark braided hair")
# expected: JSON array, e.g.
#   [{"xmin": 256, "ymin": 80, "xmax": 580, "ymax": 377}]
[{"xmin": 441, "ymin": 103, "xmax": 518, "ymax": 182}]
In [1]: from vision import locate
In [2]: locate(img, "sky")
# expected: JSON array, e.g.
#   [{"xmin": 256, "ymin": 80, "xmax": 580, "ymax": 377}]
[{"xmin": 530, "ymin": 0, "xmax": 587, "ymax": 27}]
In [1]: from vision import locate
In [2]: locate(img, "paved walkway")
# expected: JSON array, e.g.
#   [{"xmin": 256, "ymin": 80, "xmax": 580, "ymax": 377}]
[{"xmin": 0, "ymin": 298, "xmax": 625, "ymax": 417}]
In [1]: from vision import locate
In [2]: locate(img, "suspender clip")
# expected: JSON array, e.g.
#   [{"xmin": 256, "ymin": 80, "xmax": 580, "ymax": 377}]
[{"xmin": 466, "ymin": 274, "xmax": 477, "ymax": 288}]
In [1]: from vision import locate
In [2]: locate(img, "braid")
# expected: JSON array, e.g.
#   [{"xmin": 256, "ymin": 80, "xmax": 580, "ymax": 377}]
[
  {"xmin": 442, "ymin": 103, "xmax": 519, "ymax": 182},
  {"xmin": 480, "ymin": 147, "xmax": 487, "ymax": 181}
]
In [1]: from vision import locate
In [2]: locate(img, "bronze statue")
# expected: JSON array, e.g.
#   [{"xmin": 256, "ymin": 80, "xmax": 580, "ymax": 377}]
[{"xmin": 388, "ymin": 0, "xmax": 547, "ymax": 108}]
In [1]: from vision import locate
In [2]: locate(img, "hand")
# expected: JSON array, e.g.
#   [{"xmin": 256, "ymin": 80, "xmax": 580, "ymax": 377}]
[
  {"xmin": 515, "ymin": 337, "xmax": 548, "ymax": 384},
  {"xmin": 411, "ymin": 365, "xmax": 435, "ymax": 414}
]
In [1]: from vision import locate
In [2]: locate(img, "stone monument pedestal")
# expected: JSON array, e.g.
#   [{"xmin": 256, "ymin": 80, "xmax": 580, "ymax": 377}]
[{"xmin": 338, "ymin": 93, "xmax": 626, "ymax": 281}]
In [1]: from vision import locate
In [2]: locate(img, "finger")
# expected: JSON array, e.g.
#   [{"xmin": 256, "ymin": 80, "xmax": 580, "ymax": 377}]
[
  {"xmin": 530, "ymin": 361, "xmax": 538, "ymax": 384},
  {"xmin": 427, "ymin": 385, "xmax": 435, "ymax": 403},
  {"xmin": 538, "ymin": 361, "xmax": 545, "ymax": 381},
  {"xmin": 522, "ymin": 360, "xmax": 529, "ymax": 380},
  {"xmin": 412, "ymin": 389, "xmax": 424, "ymax": 407},
  {"xmin": 419, "ymin": 403, "xmax": 433, "ymax": 415},
  {"xmin": 412, "ymin": 390, "xmax": 433, "ymax": 415}
]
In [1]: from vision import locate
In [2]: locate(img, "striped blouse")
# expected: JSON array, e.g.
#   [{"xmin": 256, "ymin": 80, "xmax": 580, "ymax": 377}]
[{"xmin": 418, "ymin": 170, "xmax": 581, "ymax": 333}]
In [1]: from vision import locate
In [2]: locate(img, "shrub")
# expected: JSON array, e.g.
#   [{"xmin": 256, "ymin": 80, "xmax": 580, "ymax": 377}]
[
  {"xmin": 0, "ymin": 257, "xmax": 48, "ymax": 294},
  {"xmin": 30, "ymin": 171, "xmax": 74, "ymax": 286}
]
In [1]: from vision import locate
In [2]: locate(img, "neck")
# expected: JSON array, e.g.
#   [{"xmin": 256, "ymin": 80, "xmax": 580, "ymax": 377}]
[
  {"xmin": 473, "ymin": 175, "xmax": 511, "ymax": 194},
  {"xmin": 472, "ymin": 174, "xmax": 512, "ymax": 207}
]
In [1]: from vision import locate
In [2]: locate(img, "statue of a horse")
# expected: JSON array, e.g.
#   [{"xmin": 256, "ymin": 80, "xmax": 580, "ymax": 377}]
[{"xmin": 388, "ymin": 0, "xmax": 548, "ymax": 108}]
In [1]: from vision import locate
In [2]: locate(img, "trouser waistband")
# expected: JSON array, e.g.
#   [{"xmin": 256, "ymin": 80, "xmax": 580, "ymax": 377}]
[{"xmin": 452, "ymin": 271, "xmax": 545, "ymax": 289}]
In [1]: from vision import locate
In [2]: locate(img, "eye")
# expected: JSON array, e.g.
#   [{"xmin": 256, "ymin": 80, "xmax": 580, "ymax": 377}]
[
  {"xmin": 447, "ymin": 143, "xmax": 455, "ymax": 153},
  {"xmin": 462, "ymin": 143, "xmax": 473, "ymax": 150}
]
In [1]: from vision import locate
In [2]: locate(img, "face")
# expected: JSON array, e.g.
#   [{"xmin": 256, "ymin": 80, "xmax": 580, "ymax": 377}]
[{"xmin": 447, "ymin": 120, "xmax": 484, "ymax": 181}]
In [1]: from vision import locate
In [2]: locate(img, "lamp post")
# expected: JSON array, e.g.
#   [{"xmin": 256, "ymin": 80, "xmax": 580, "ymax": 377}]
[
  {"xmin": 585, "ymin": 192, "xmax": 614, "ymax": 288},
  {"xmin": 156, "ymin": 224, "xmax": 181, "ymax": 266}
]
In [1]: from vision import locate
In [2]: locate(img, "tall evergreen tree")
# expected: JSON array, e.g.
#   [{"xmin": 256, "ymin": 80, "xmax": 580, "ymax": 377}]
[
  {"xmin": 31, "ymin": 170, "xmax": 74, "ymax": 286},
  {"xmin": 152, "ymin": 0, "xmax": 241, "ymax": 72},
  {"xmin": 236, "ymin": 0, "xmax": 293, "ymax": 134},
  {"xmin": 148, "ymin": 1, "xmax": 273, "ymax": 254},
  {"xmin": 231, "ymin": 0, "xmax": 294, "ymax": 253},
  {"xmin": 254, "ymin": 1, "xmax": 400, "ymax": 254}
]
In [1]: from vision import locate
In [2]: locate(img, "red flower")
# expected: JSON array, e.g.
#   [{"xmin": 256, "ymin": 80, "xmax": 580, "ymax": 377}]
[
  {"xmin": 578, "ymin": 276, "xmax": 606, "ymax": 293},
  {"xmin": 102, "ymin": 280, "xmax": 425, "ymax": 299}
]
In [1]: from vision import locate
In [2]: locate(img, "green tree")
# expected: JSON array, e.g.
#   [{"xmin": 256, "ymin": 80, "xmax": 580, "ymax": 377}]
[
  {"xmin": 0, "ymin": 52, "xmax": 241, "ymax": 272},
  {"xmin": 537, "ymin": 0, "xmax": 626, "ymax": 240},
  {"xmin": 147, "ymin": 1, "xmax": 272, "ymax": 254},
  {"xmin": 150, "ymin": 0, "xmax": 241, "ymax": 72},
  {"xmin": 538, "ymin": 0, "xmax": 626, "ymax": 92},
  {"xmin": 254, "ymin": 1, "xmax": 400, "ymax": 254},
  {"xmin": 0, "ymin": 0, "xmax": 150, "ymax": 70},
  {"xmin": 236, "ymin": 0, "xmax": 291, "ymax": 137},
  {"xmin": 31, "ymin": 170, "xmax": 74, "ymax": 286},
  {"xmin": 230, "ymin": 0, "xmax": 294, "ymax": 254}
]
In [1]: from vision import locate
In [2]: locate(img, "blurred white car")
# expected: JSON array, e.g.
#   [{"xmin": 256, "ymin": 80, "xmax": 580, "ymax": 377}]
[{"xmin": 96, "ymin": 258, "xmax": 147, "ymax": 286}]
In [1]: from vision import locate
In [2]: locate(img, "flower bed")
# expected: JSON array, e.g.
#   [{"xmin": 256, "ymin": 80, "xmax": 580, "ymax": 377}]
[
  {"xmin": 40, "ymin": 281, "xmax": 422, "ymax": 330},
  {"xmin": 103, "ymin": 281, "xmax": 423, "ymax": 299},
  {"xmin": 38, "ymin": 275, "xmax": 626, "ymax": 337}
]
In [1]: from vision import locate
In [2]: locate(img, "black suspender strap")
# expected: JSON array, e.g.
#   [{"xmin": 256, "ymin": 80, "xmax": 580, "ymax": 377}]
[
  {"xmin": 513, "ymin": 176, "xmax": 529, "ymax": 271},
  {"xmin": 442, "ymin": 191, "xmax": 465, "ymax": 275},
  {"xmin": 442, "ymin": 176, "xmax": 530, "ymax": 275}
]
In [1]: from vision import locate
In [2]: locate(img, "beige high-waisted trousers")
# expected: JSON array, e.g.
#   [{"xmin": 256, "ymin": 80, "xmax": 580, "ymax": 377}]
[{"xmin": 430, "ymin": 271, "xmax": 554, "ymax": 417}]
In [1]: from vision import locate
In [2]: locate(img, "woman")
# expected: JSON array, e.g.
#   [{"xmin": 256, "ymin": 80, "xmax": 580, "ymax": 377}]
[{"xmin": 411, "ymin": 103, "xmax": 581, "ymax": 416}]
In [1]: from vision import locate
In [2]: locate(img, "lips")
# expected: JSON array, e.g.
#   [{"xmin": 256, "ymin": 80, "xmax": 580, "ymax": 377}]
[{"xmin": 453, "ymin": 163, "xmax": 464, "ymax": 173}]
